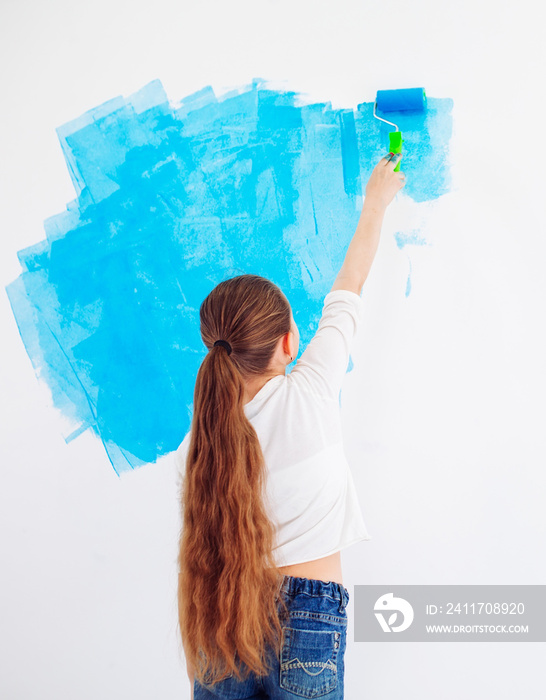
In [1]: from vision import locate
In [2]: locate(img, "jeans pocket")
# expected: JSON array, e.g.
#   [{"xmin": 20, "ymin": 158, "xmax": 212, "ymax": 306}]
[{"xmin": 280, "ymin": 624, "xmax": 341, "ymax": 698}]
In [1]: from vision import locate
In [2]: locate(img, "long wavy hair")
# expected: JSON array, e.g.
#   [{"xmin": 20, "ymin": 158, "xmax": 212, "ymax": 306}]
[{"xmin": 177, "ymin": 274, "xmax": 292, "ymax": 687}]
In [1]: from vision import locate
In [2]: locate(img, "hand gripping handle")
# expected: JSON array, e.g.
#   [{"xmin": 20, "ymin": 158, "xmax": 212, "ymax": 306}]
[{"xmin": 388, "ymin": 131, "xmax": 403, "ymax": 172}]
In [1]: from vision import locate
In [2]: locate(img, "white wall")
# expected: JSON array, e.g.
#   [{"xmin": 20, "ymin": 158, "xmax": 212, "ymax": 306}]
[{"xmin": 1, "ymin": 1, "xmax": 544, "ymax": 698}]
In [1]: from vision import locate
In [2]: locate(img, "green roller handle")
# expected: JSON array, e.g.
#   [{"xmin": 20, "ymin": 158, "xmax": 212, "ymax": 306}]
[{"xmin": 388, "ymin": 131, "xmax": 403, "ymax": 172}]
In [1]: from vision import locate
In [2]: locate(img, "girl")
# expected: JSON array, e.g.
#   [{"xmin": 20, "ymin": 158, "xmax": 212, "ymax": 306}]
[{"xmin": 176, "ymin": 152, "xmax": 405, "ymax": 699}]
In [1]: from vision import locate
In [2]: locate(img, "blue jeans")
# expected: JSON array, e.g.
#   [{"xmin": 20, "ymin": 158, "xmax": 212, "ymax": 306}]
[{"xmin": 193, "ymin": 575, "xmax": 349, "ymax": 699}]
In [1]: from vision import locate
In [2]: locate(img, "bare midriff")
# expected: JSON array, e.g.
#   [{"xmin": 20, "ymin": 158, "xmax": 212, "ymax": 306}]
[{"xmin": 276, "ymin": 550, "xmax": 343, "ymax": 587}]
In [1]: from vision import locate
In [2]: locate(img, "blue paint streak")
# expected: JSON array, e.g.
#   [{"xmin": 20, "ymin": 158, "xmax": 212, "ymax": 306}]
[
  {"xmin": 394, "ymin": 229, "xmax": 429, "ymax": 297},
  {"xmin": 394, "ymin": 230, "xmax": 428, "ymax": 249},
  {"xmin": 5, "ymin": 78, "xmax": 453, "ymax": 473}
]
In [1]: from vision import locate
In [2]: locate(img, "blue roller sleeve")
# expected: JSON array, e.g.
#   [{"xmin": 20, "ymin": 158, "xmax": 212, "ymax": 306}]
[{"xmin": 375, "ymin": 88, "xmax": 426, "ymax": 112}]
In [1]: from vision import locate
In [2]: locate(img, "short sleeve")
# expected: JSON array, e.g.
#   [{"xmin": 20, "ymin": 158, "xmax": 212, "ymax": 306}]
[{"xmin": 290, "ymin": 289, "xmax": 363, "ymax": 401}]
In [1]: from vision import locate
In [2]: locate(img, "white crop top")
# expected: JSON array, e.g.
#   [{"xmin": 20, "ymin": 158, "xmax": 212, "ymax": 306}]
[{"xmin": 175, "ymin": 288, "xmax": 371, "ymax": 567}]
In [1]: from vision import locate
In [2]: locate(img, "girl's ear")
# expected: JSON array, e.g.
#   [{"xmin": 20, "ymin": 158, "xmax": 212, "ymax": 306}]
[
  {"xmin": 287, "ymin": 330, "xmax": 298, "ymax": 361},
  {"xmin": 281, "ymin": 330, "xmax": 290, "ymax": 356},
  {"xmin": 281, "ymin": 330, "xmax": 294, "ymax": 359}
]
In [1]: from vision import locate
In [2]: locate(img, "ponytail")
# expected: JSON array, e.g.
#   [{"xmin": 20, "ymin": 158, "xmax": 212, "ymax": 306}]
[{"xmin": 177, "ymin": 275, "xmax": 291, "ymax": 686}]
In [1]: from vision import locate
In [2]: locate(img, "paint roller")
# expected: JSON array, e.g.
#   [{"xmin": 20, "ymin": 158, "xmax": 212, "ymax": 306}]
[{"xmin": 373, "ymin": 88, "xmax": 427, "ymax": 171}]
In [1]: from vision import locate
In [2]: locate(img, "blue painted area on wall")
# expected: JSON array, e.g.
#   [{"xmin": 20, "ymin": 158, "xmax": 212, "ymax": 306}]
[
  {"xmin": 5, "ymin": 78, "xmax": 453, "ymax": 473},
  {"xmin": 356, "ymin": 97, "xmax": 453, "ymax": 203}
]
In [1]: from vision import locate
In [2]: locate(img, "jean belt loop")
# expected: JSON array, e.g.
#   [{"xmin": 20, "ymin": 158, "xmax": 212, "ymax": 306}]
[{"xmin": 339, "ymin": 585, "xmax": 348, "ymax": 614}]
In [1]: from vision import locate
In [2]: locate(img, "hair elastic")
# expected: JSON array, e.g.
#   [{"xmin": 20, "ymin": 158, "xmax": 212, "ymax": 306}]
[{"xmin": 213, "ymin": 339, "xmax": 232, "ymax": 355}]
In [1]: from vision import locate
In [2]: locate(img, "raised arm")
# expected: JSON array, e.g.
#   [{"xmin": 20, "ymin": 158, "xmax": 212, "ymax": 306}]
[{"xmin": 331, "ymin": 153, "xmax": 405, "ymax": 296}]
